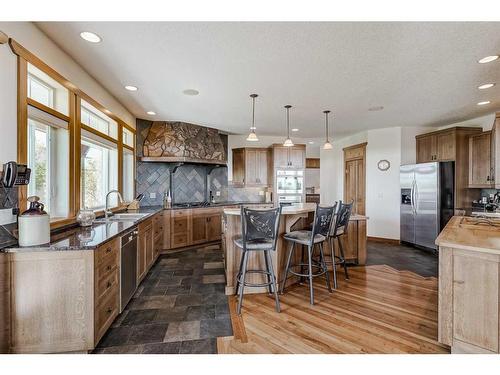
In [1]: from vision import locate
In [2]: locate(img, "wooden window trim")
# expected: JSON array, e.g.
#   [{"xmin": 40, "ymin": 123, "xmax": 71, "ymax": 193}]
[{"xmin": 10, "ymin": 38, "xmax": 136, "ymax": 230}]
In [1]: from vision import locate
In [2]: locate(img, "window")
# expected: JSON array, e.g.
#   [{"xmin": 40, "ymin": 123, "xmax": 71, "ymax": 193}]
[
  {"xmin": 123, "ymin": 127, "xmax": 134, "ymax": 148},
  {"xmin": 123, "ymin": 148, "xmax": 135, "ymax": 202},
  {"xmin": 27, "ymin": 106, "xmax": 69, "ymax": 219},
  {"xmin": 27, "ymin": 63, "xmax": 69, "ymax": 115},
  {"xmin": 81, "ymin": 130, "xmax": 118, "ymax": 210},
  {"xmin": 81, "ymin": 100, "xmax": 118, "ymax": 139}
]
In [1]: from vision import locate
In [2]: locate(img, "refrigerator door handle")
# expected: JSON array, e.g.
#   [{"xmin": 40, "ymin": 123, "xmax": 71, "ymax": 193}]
[
  {"xmin": 414, "ymin": 180, "xmax": 419, "ymax": 214},
  {"xmin": 411, "ymin": 180, "xmax": 416, "ymax": 215}
]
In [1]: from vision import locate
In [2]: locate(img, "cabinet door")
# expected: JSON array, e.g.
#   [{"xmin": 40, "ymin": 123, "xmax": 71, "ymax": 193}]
[
  {"xmin": 256, "ymin": 149, "xmax": 269, "ymax": 185},
  {"xmin": 207, "ymin": 214, "xmax": 222, "ymax": 242},
  {"xmin": 232, "ymin": 148, "xmax": 245, "ymax": 185},
  {"xmin": 344, "ymin": 160, "xmax": 357, "ymax": 209},
  {"xmin": 137, "ymin": 233, "xmax": 147, "ymax": 281},
  {"xmin": 469, "ymin": 132, "xmax": 492, "ymax": 187},
  {"xmin": 355, "ymin": 159, "xmax": 366, "ymax": 215},
  {"xmin": 436, "ymin": 130, "xmax": 456, "ymax": 161},
  {"xmin": 416, "ymin": 135, "xmax": 436, "ymax": 163},
  {"xmin": 171, "ymin": 211, "xmax": 190, "ymax": 248},
  {"xmin": 273, "ymin": 146, "xmax": 289, "ymax": 168},
  {"xmin": 245, "ymin": 149, "xmax": 258, "ymax": 185},
  {"xmin": 289, "ymin": 147, "xmax": 305, "ymax": 169},
  {"xmin": 453, "ymin": 252, "xmax": 499, "ymax": 352},
  {"xmin": 191, "ymin": 214, "xmax": 208, "ymax": 244},
  {"xmin": 145, "ymin": 227, "xmax": 153, "ymax": 268}
]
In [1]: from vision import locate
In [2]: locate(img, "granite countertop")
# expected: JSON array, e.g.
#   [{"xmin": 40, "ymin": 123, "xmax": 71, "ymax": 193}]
[{"xmin": 1, "ymin": 202, "xmax": 272, "ymax": 253}]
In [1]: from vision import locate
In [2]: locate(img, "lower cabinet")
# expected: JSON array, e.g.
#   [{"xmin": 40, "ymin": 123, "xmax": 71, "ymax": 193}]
[
  {"xmin": 167, "ymin": 208, "xmax": 223, "ymax": 249},
  {"xmin": 331, "ymin": 218, "xmax": 367, "ymax": 265},
  {"xmin": 439, "ymin": 247, "xmax": 500, "ymax": 353},
  {"xmin": 0, "ymin": 254, "xmax": 10, "ymax": 353},
  {"xmin": 138, "ymin": 214, "xmax": 159, "ymax": 283}
]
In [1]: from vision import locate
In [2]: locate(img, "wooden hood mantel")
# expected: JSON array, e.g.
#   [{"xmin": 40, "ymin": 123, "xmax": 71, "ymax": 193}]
[{"xmin": 139, "ymin": 121, "xmax": 227, "ymax": 165}]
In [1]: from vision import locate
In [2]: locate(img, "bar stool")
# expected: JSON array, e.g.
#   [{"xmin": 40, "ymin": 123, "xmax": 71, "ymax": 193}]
[
  {"xmin": 233, "ymin": 206, "xmax": 282, "ymax": 315},
  {"xmin": 281, "ymin": 204, "xmax": 336, "ymax": 305},
  {"xmin": 328, "ymin": 201, "xmax": 353, "ymax": 289}
]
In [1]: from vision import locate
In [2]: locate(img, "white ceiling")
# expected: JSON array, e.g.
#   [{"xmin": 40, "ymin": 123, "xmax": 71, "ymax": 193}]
[{"xmin": 36, "ymin": 22, "xmax": 500, "ymax": 138}]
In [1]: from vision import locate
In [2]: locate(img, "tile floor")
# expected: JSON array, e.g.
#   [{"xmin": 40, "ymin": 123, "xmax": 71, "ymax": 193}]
[
  {"xmin": 366, "ymin": 240, "xmax": 438, "ymax": 277},
  {"xmin": 93, "ymin": 245, "xmax": 232, "ymax": 354}
]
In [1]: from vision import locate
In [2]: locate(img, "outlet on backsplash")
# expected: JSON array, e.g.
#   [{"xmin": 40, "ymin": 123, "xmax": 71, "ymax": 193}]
[{"xmin": 150, "ymin": 193, "xmax": 156, "ymax": 199}]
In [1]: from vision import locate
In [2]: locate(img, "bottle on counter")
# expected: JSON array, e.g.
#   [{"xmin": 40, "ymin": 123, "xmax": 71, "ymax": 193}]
[{"xmin": 164, "ymin": 190, "xmax": 172, "ymax": 208}]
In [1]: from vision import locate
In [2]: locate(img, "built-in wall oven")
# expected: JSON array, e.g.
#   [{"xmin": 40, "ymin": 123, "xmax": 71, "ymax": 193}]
[{"xmin": 276, "ymin": 170, "xmax": 304, "ymax": 204}]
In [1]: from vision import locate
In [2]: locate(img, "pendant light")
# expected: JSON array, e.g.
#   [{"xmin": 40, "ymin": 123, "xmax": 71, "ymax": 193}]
[
  {"xmin": 323, "ymin": 110, "xmax": 333, "ymax": 150},
  {"xmin": 246, "ymin": 94, "xmax": 259, "ymax": 142},
  {"xmin": 283, "ymin": 105, "xmax": 294, "ymax": 147}
]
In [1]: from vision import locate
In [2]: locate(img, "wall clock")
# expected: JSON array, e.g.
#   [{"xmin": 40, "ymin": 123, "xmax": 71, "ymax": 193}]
[{"xmin": 377, "ymin": 159, "xmax": 390, "ymax": 171}]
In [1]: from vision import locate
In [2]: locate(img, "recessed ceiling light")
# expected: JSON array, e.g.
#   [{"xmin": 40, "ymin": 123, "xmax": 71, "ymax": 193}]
[
  {"xmin": 183, "ymin": 89, "xmax": 199, "ymax": 96},
  {"xmin": 80, "ymin": 31, "xmax": 101, "ymax": 43},
  {"xmin": 478, "ymin": 55, "xmax": 499, "ymax": 64},
  {"xmin": 292, "ymin": 128, "xmax": 299, "ymax": 132},
  {"xmin": 125, "ymin": 85, "xmax": 138, "ymax": 91},
  {"xmin": 477, "ymin": 101, "xmax": 491, "ymax": 106},
  {"xmin": 147, "ymin": 111, "xmax": 156, "ymax": 115},
  {"xmin": 308, "ymin": 141, "xmax": 314, "ymax": 144},
  {"xmin": 368, "ymin": 106, "xmax": 384, "ymax": 111},
  {"xmin": 478, "ymin": 83, "xmax": 495, "ymax": 90}
]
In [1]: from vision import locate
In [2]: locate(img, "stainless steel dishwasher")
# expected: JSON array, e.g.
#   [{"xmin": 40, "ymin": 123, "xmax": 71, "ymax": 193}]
[{"xmin": 120, "ymin": 227, "xmax": 138, "ymax": 312}]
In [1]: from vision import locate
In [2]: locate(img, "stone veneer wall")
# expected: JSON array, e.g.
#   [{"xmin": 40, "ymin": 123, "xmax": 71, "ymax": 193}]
[{"xmin": 0, "ymin": 186, "xmax": 17, "ymax": 209}]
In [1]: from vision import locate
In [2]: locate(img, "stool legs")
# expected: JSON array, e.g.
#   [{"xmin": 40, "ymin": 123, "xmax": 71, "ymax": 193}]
[
  {"xmin": 319, "ymin": 242, "xmax": 332, "ymax": 293},
  {"xmin": 337, "ymin": 236, "xmax": 349, "ymax": 280},
  {"xmin": 235, "ymin": 252, "xmax": 245, "ymax": 295},
  {"xmin": 281, "ymin": 242, "xmax": 295, "ymax": 294},
  {"xmin": 237, "ymin": 251, "xmax": 249, "ymax": 315},
  {"xmin": 329, "ymin": 238, "xmax": 338, "ymax": 289},
  {"xmin": 265, "ymin": 250, "xmax": 281, "ymax": 313},
  {"xmin": 263, "ymin": 250, "xmax": 273, "ymax": 295},
  {"xmin": 307, "ymin": 245, "xmax": 314, "ymax": 305}
]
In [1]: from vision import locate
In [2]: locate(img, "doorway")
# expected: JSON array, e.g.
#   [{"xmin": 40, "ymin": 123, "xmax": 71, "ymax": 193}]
[{"xmin": 343, "ymin": 142, "xmax": 367, "ymax": 215}]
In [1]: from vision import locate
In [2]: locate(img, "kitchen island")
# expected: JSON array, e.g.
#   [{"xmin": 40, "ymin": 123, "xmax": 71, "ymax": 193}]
[
  {"xmin": 222, "ymin": 203, "xmax": 368, "ymax": 295},
  {"xmin": 436, "ymin": 215, "xmax": 500, "ymax": 354}
]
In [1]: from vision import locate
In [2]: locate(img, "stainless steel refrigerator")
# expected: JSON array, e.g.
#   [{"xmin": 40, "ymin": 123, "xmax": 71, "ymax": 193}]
[{"xmin": 400, "ymin": 162, "xmax": 454, "ymax": 250}]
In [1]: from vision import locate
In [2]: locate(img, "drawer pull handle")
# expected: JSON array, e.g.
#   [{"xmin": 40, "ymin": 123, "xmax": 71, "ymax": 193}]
[
  {"xmin": 106, "ymin": 247, "xmax": 112, "ymax": 253},
  {"xmin": 107, "ymin": 265, "xmax": 112, "ymax": 271},
  {"xmin": 107, "ymin": 281, "xmax": 112, "ymax": 288},
  {"xmin": 107, "ymin": 307, "xmax": 113, "ymax": 314}
]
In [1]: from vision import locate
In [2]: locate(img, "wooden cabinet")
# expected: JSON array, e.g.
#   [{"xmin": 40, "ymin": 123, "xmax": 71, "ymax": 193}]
[
  {"xmin": 343, "ymin": 143, "xmax": 366, "ymax": 215},
  {"xmin": 191, "ymin": 213, "xmax": 209, "ymax": 244},
  {"xmin": 272, "ymin": 144, "xmax": 306, "ymax": 169},
  {"xmin": 207, "ymin": 212, "xmax": 222, "ymax": 242},
  {"xmin": 415, "ymin": 127, "xmax": 482, "ymax": 209},
  {"xmin": 490, "ymin": 114, "xmax": 500, "ymax": 188},
  {"xmin": 138, "ymin": 217, "xmax": 154, "ymax": 281},
  {"xmin": 171, "ymin": 209, "xmax": 191, "ymax": 248},
  {"xmin": 167, "ymin": 208, "xmax": 223, "ymax": 249},
  {"xmin": 468, "ymin": 131, "xmax": 493, "ymax": 188},
  {"xmin": 232, "ymin": 148, "xmax": 270, "ymax": 186},
  {"xmin": 0, "ymin": 254, "xmax": 10, "ymax": 353},
  {"xmin": 332, "ymin": 218, "xmax": 367, "ymax": 265},
  {"xmin": 305, "ymin": 158, "xmax": 320, "ymax": 169},
  {"xmin": 439, "ymin": 245, "xmax": 500, "ymax": 354},
  {"xmin": 94, "ymin": 237, "xmax": 120, "ymax": 345}
]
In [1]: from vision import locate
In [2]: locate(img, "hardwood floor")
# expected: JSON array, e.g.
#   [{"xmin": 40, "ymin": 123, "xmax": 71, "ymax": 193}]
[{"xmin": 217, "ymin": 265, "xmax": 449, "ymax": 354}]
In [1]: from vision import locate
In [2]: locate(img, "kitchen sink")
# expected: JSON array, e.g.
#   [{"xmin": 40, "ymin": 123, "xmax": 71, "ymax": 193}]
[{"xmin": 94, "ymin": 213, "xmax": 150, "ymax": 223}]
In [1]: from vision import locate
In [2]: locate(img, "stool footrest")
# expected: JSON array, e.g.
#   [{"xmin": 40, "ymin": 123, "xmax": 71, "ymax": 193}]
[
  {"xmin": 236, "ymin": 269, "xmax": 274, "ymax": 288},
  {"xmin": 285, "ymin": 263, "xmax": 327, "ymax": 278}
]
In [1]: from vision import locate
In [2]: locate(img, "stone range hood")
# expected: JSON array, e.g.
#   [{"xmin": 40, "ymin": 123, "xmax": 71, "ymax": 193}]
[{"xmin": 137, "ymin": 119, "xmax": 228, "ymax": 165}]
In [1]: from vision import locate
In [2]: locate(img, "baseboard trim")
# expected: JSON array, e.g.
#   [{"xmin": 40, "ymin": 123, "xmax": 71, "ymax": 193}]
[{"xmin": 367, "ymin": 236, "xmax": 400, "ymax": 245}]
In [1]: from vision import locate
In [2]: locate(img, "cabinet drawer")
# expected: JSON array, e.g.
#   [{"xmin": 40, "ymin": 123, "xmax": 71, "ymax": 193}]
[
  {"xmin": 95, "ymin": 250, "xmax": 119, "ymax": 281},
  {"xmin": 96, "ymin": 237, "xmax": 119, "ymax": 263},
  {"xmin": 95, "ymin": 285, "xmax": 119, "ymax": 343},
  {"xmin": 172, "ymin": 209, "xmax": 190, "ymax": 217},
  {"xmin": 173, "ymin": 217, "xmax": 188, "ymax": 233},
  {"xmin": 96, "ymin": 268, "xmax": 119, "ymax": 304},
  {"xmin": 172, "ymin": 233, "xmax": 189, "ymax": 248},
  {"xmin": 138, "ymin": 218, "xmax": 153, "ymax": 232}
]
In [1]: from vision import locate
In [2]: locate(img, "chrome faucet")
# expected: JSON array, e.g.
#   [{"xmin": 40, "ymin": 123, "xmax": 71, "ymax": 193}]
[{"xmin": 105, "ymin": 190, "xmax": 124, "ymax": 219}]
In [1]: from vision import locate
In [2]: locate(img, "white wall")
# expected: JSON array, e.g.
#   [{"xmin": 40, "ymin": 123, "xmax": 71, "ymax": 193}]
[
  {"xmin": 227, "ymin": 134, "xmax": 321, "ymax": 181},
  {"xmin": 366, "ymin": 127, "xmax": 402, "ymax": 239},
  {"xmin": 0, "ymin": 22, "xmax": 135, "ymax": 165}
]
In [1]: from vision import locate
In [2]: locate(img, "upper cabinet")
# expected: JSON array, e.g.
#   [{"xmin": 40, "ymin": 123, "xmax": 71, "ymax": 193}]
[
  {"xmin": 491, "ymin": 114, "xmax": 500, "ymax": 189},
  {"xmin": 468, "ymin": 131, "xmax": 493, "ymax": 188},
  {"xmin": 416, "ymin": 129, "xmax": 457, "ymax": 163},
  {"xmin": 272, "ymin": 144, "xmax": 306, "ymax": 169},
  {"xmin": 232, "ymin": 148, "xmax": 271, "ymax": 187},
  {"xmin": 415, "ymin": 127, "xmax": 482, "ymax": 209}
]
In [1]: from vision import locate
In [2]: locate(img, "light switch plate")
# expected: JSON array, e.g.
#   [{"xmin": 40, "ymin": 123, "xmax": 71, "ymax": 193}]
[
  {"xmin": 259, "ymin": 190, "xmax": 265, "ymax": 196},
  {"xmin": 216, "ymin": 191, "xmax": 221, "ymax": 196},
  {"xmin": 150, "ymin": 192, "xmax": 156, "ymax": 199}
]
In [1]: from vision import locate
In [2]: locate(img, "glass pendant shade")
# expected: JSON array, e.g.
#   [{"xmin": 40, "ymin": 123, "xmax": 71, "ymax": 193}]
[
  {"xmin": 283, "ymin": 105, "xmax": 294, "ymax": 147},
  {"xmin": 323, "ymin": 110, "xmax": 332, "ymax": 150},
  {"xmin": 246, "ymin": 131, "xmax": 259, "ymax": 141},
  {"xmin": 246, "ymin": 94, "xmax": 259, "ymax": 142}
]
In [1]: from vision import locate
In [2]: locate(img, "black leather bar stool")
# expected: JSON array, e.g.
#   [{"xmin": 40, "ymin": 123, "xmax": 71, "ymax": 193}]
[
  {"xmin": 328, "ymin": 201, "xmax": 353, "ymax": 289},
  {"xmin": 281, "ymin": 204, "xmax": 336, "ymax": 305},
  {"xmin": 234, "ymin": 206, "xmax": 282, "ymax": 315}
]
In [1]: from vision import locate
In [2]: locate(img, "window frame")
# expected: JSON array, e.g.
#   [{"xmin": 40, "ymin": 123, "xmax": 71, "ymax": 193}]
[{"xmin": 11, "ymin": 39, "xmax": 136, "ymax": 229}]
